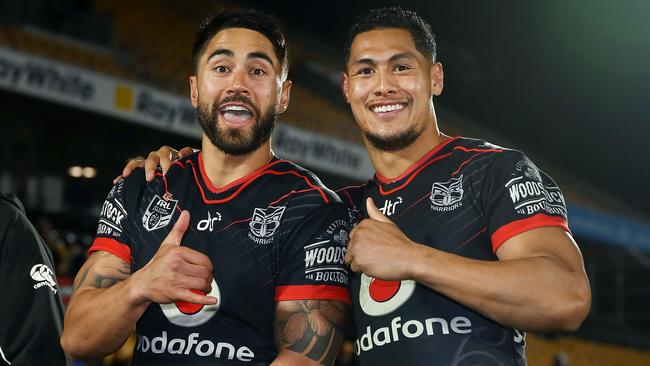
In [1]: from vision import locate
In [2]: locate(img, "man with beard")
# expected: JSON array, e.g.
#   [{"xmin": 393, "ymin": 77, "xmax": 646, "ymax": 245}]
[
  {"xmin": 61, "ymin": 9, "xmax": 350, "ymax": 366},
  {"xmin": 129, "ymin": 7, "xmax": 591, "ymax": 366}
]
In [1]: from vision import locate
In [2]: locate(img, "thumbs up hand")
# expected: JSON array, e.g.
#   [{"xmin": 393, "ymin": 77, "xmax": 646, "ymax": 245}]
[
  {"xmin": 131, "ymin": 210, "xmax": 217, "ymax": 306},
  {"xmin": 344, "ymin": 198, "xmax": 420, "ymax": 280},
  {"xmin": 365, "ymin": 196, "xmax": 393, "ymax": 223}
]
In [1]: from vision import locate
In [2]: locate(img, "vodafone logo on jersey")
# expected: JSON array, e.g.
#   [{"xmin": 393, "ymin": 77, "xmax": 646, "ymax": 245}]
[
  {"xmin": 358, "ymin": 274, "xmax": 415, "ymax": 316},
  {"xmin": 160, "ymin": 278, "xmax": 220, "ymax": 327}
]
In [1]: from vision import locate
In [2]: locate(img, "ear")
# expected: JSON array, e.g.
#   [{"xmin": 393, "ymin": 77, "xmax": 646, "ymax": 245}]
[
  {"xmin": 341, "ymin": 71, "xmax": 350, "ymax": 103},
  {"xmin": 189, "ymin": 75, "xmax": 198, "ymax": 108},
  {"xmin": 430, "ymin": 61, "xmax": 444, "ymax": 96},
  {"xmin": 278, "ymin": 79, "xmax": 292, "ymax": 114}
]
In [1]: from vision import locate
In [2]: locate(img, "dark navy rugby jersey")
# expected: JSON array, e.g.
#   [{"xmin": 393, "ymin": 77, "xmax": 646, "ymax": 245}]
[
  {"xmin": 89, "ymin": 152, "xmax": 351, "ymax": 365},
  {"xmin": 339, "ymin": 137, "xmax": 570, "ymax": 366}
]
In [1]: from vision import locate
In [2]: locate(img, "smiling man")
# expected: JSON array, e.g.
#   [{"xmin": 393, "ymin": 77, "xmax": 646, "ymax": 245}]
[
  {"xmin": 339, "ymin": 7, "xmax": 591, "ymax": 365},
  {"xmin": 61, "ymin": 10, "xmax": 350, "ymax": 366}
]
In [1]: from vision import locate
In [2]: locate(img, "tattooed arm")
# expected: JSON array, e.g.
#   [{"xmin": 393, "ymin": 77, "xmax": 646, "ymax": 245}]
[
  {"xmin": 271, "ymin": 300, "xmax": 349, "ymax": 366},
  {"xmin": 61, "ymin": 212, "xmax": 215, "ymax": 360},
  {"xmin": 60, "ymin": 251, "xmax": 144, "ymax": 360}
]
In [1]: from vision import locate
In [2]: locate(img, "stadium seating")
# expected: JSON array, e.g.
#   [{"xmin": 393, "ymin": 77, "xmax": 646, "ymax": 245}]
[{"xmin": 0, "ymin": 26, "xmax": 135, "ymax": 80}]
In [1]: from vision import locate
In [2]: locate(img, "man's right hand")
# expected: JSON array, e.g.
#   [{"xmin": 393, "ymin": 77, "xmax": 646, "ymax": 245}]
[
  {"xmin": 130, "ymin": 210, "xmax": 217, "ymax": 306},
  {"xmin": 114, "ymin": 145, "xmax": 197, "ymax": 184}
]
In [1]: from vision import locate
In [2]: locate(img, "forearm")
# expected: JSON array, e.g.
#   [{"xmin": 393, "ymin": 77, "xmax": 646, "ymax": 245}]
[
  {"xmin": 270, "ymin": 349, "xmax": 324, "ymax": 366},
  {"xmin": 61, "ymin": 274, "xmax": 148, "ymax": 359},
  {"xmin": 272, "ymin": 299, "xmax": 348, "ymax": 366},
  {"xmin": 409, "ymin": 244, "xmax": 590, "ymax": 332}
]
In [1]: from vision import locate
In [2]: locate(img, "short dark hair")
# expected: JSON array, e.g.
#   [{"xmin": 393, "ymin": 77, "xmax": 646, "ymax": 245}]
[
  {"xmin": 343, "ymin": 7, "xmax": 436, "ymax": 67},
  {"xmin": 192, "ymin": 9, "xmax": 289, "ymax": 77}
]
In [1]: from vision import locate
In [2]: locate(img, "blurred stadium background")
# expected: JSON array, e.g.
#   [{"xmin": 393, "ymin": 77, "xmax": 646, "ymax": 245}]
[{"xmin": 1, "ymin": 0, "xmax": 649, "ymax": 365}]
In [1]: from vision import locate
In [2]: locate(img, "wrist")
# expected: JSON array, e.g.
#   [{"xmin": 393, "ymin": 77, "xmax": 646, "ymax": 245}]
[
  {"xmin": 125, "ymin": 271, "xmax": 151, "ymax": 308},
  {"xmin": 404, "ymin": 241, "xmax": 422, "ymax": 279},
  {"xmin": 405, "ymin": 242, "xmax": 435, "ymax": 281}
]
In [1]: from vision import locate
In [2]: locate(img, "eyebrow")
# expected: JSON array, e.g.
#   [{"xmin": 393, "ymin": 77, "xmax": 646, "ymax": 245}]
[
  {"xmin": 351, "ymin": 58, "xmax": 377, "ymax": 68},
  {"xmin": 388, "ymin": 52, "xmax": 417, "ymax": 63},
  {"xmin": 206, "ymin": 49, "xmax": 275, "ymax": 67},
  {"xmin": 247, "ymin": 51, "xmax": 274, "ymax": 67},
  {"xmin": 206, "ymin": 48, "xmax": 233, "ymax": 61},
  {"xmin": 351, "ymin": 52, "xmax": 418, "ymax": 67}
]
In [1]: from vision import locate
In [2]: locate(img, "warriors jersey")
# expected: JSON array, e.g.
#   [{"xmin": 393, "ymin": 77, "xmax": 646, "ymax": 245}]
[
  {"xmin": 89, "ymin": 152, "xmax": 351, "ymax": 365},
  {"xmin": 340, "ymin": 137, "xmax": 570, "ymax": 366}
]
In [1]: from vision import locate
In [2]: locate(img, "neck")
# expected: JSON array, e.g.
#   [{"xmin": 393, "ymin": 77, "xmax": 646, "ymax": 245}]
[
  {"xmin": 200, "ymin": 135, "xmax": 273, "ymax": 189},
  {"xmin": 367, "ymin": 116, "xmax": 448, "ymax": 180}
]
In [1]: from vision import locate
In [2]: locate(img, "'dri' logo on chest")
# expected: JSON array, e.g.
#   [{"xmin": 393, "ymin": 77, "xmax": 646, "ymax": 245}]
[
  {"xmin": 379, "ymin": 196, "xmax": 403, "ymax": 217},
  {"xmin": 248, "ymin": 206, "xmax": 286, "ymax": 245},
  {"xmin": 430, "ymin": 174, "xmax": 464, "ymax": 212},
  {"xmin": 142, "ymin": 194, "xmax": 178, "ymax": 231}
]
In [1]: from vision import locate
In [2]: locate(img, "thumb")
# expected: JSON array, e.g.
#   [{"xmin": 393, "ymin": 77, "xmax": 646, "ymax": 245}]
[
  {"xmin": 162, "ymin": 210, "xmax": 190, "ymax": 246},
  {"xmin": 366, "ymin": 197, "xmax": 392, "ymax": 223}
]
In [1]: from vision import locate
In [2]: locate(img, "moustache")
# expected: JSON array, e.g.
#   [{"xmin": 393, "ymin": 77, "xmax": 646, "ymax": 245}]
[{"xmin": 216, "ymin": 94, "xmax": 260, "ymax": 116}]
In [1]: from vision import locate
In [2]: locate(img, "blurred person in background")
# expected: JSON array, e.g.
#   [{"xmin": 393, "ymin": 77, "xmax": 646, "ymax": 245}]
[{"xmin": 0, "ymin": 193, "xmax": 69, "ymax": 366}]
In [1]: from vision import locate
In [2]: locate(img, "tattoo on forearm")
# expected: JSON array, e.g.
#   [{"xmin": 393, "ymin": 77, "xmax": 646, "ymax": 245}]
[
  {"xmin": 275, "ymin": 300, "xmax": 348, "ymax": 365},
  {"xmin": 72, "ymin": 267, "xmax": 91, "ymax": 291},
  {"xmin": 72, "ymin": 253, "xmax": 131, "ymax": 292}
]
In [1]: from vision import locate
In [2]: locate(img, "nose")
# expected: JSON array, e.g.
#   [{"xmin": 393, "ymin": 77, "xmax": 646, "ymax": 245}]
[
  {"xmin": 374, "ymin": 69, "xmax": 397, "ymax": 97},
  {"xmin": 226, "ymin": 69, "xmax": 251, "ymax": 96}
]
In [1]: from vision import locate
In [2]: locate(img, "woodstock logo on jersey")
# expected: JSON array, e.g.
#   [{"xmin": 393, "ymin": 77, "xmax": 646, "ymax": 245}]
[
  {"xmin": 248, "ymin": 206, "xmax": 286, "ymax": 244},
  {"xmin": 430, "ymin": 175, "xmax": 464, "ymax": 212}
]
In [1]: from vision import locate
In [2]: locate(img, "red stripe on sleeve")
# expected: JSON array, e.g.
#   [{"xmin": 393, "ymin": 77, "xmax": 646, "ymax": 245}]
[
  {"xmin": 275, "ymin": 285, "xmax": 351, "ymax": 305},
  {"xmin": 88, "ymin": 237, "xmax": 131, "ymax": 263},
  {"xmin": 491, "ymin": 214, "xmax": 570, "ymax": 253}
]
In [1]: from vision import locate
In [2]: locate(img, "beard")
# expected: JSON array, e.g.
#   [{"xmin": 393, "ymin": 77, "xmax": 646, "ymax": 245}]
[
  {"xmin": 363, "ymin": 125, "xmax": 422, "ymax": 152},
  {"xmin": 197, "ymin": 94, "xmax": 277, "ymax": 156}
]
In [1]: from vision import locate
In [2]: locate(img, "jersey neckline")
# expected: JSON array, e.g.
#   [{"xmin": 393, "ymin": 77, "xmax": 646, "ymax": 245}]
[
  {"xmin": 374, "ymin": 136, "xmax": 461, "ymax": 185},
  {"xmin": 197, "ymin": 152, "xmax": 283, "ymax": 194}
]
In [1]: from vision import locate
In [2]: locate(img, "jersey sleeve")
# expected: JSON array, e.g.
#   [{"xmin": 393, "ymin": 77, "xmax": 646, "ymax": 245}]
[
  {"xmin": 481, "ymin": 151, "xmax": 570, "ymax": 253},
  {"xmin": 88, "ymin": 177, "xmax": 132, "ymax": 263},
  {"xmin": 275, "ymin": 203, "xmax": 351, "ymax": 304}
]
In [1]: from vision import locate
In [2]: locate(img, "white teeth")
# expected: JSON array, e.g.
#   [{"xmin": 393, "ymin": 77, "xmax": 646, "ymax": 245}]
[
  {"xmin": 223, "ymin": 105, "xmax": 250, "ymax": 112},
  {"xmin": 371, "ymin": 104, "xmax": 405, "ymax": 113}
]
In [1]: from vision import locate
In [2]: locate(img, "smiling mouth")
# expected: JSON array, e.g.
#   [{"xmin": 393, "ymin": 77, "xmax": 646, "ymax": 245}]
[
  {"xmin": 219, "ymin": 104, "xmax": 255, "ymax": 125},
  {"xmin": 370, "ymin": 103, "xmax": 407, "ymax": 113}
]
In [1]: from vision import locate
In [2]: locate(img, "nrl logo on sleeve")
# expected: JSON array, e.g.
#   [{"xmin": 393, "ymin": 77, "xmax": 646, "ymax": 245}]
[
  {"xmin": 430, "ymin": 175, "xmax": 464, "ymax": 212},
  {"xmin": 248, "ymin": 206, "xmax": 286, "ymax": 244},
  {"xmin": 143, "ymin": 193, "xmax": 178, "ymax": 231}
]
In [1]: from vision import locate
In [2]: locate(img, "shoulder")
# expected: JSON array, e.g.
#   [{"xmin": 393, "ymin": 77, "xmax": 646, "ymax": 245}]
[
  {"xmin": 113, "ymin": 167, "xmax": 167, "ymax": 203},
  {"xmin": 451, "ymin": 137, "xmax": 515, "ymax": 156},
  {"xmin": 0, "ymin": 193, "xmax": 26, "ymax": 240},
  {"xmin": 0, "ymin": 194, "xmax": 44, "ymax": 262},
  {"xmin": 336, "ymin": 181, "xmax": 372, "ymax": 210},
  {"xmin": 0, "ymin": 193, "xmax": 23, "ymax": 218},
  {"xmin": 269, "ymin": 159, "xmax": 343, "ymax": 205},
  {"xmin": 450, "ymin": 137, "xmax": 533, "ymax": 171}
]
